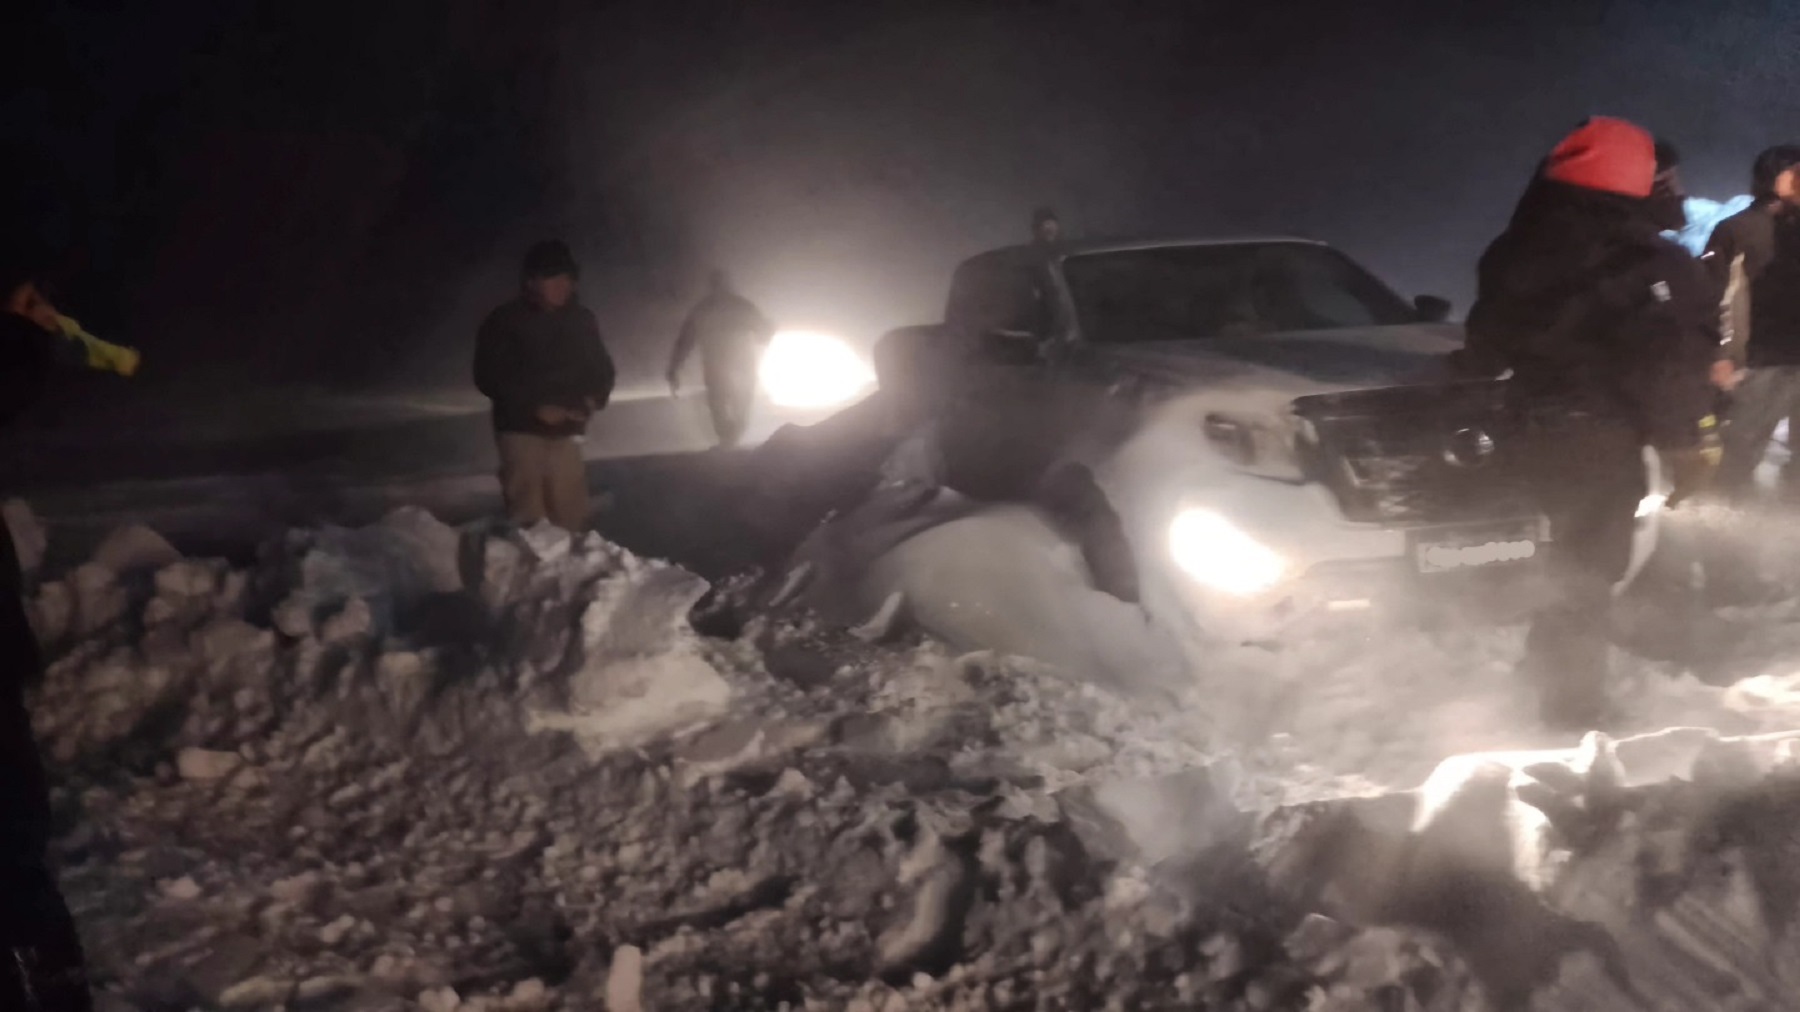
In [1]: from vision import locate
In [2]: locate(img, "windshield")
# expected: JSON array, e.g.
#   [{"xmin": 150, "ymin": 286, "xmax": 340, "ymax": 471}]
[{"xmin": 1062, "ymin": 243, "xmax": 1416, "ymax": 344}]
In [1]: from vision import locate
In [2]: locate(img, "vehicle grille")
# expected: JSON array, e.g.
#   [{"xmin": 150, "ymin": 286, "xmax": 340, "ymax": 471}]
[{"xmin": 1293, "ymin": 381, "xmax": 1536, "ymax": 525}]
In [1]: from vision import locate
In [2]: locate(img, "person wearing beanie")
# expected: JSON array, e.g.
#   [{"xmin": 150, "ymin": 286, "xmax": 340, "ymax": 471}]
[
  {"xmin": 1030, "ymin": 206, "xmax": 1062, "ymax": 246},
  {"xmin": 473, "ymin": 240, "xmax": 617, "ymax": 532},
  {"xmin": 0, "ymin": 257, "xmax": 95, "ymax": 1008},
  {"xmin": 666, "ymin": 269, "xmax": 776, "ymax": 448},
  {"xmin": 1705, "ymin": 145, "xmax": 1800, "ymax": 499},
  {"xmin": 1459, "ymin": 116, "xmax": 1722, "ymax": 729}
]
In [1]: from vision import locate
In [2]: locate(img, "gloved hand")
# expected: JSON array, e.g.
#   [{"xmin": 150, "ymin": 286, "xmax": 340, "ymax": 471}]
[{"xmin": 1664, "ymin": 414, "xmax": 1723, "ymax": 507}]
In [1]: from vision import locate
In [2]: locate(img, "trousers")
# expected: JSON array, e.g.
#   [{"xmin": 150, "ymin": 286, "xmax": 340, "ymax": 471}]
[{"xmin": 496, "ymin": 432, "xmax": 590, "ymax": 532}]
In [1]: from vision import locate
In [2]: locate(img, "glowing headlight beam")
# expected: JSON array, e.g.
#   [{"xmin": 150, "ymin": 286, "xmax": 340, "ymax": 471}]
[
  {"xmin": 1168, "ymin": 508, "xmax": 1287, "ymax": 596},
  {"xmin": 758, "ymin": 330, "xmax": 877, "ymax": 410}
]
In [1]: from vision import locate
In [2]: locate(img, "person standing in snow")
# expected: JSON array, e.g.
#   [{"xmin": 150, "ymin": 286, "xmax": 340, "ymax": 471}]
[
  {"xmin": 1704, "ymin": 145, "xmax": 1800, "ymax": 497},
  {"xmin": 1, "ymin": 257, "xmax": 95, "ymax": 1009},
  {"xmin": 473, "ymin": 240, "xmax": 617, "ymax": 533},
  {"xmin": 665, "ymin": 270, "xmax": 775, "ymax": 448},
  {"xmin": 1458, "ymin": 117, "xmax": 1721, "ymax": 729}
]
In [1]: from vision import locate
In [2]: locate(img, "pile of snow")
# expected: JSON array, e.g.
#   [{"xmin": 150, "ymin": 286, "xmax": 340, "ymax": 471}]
[{"xmin": 20, "ymin": 506, "xmax": 1800, "ymax": 1008}]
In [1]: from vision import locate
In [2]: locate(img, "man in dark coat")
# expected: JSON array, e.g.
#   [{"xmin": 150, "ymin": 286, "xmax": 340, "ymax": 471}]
[
  {"xmin": 1, "ymin": 258, "xmax": 94, "ymax": 1010},
  {"xmin": 1705, "ymin": 145, "xmax": 1800, "ymax": 495},
  {"xmin": 473, "ymin": 241, "xmax": 617, "ymax": 532},
  {"xmin": 666, "ymin": 271, "xmax": 775, "ymax": 448},
  {"xmin": 1459, "ymin": 117, "xmax": 1722, "ymax": 729}
]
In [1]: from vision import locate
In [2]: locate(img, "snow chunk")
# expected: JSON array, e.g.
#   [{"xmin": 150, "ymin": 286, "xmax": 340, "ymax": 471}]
[
  {"xmin": 604, "ymin": 945, "xmax": 644, "ymax": 1012},
  {"xmin": 3, "ymin": 498, "xmax": 46, "ymax": 576},
  {"xmin": 177, "ymin": 747, "xmax": 244, "ymax": 781},
  {"xmin": 92, "ymin": 523, "xmax": 182, "ymax": 574},
  {"xmin": 530, "ymin": 563, "xmax": 730, "ymax": 755}
]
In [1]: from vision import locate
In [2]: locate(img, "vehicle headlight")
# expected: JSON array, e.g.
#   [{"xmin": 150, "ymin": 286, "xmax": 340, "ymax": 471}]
[
  {"xmin": 759, "ymin": 330, "xmax": 877, "ymax": 410},
  {"xmin": 1168, "ymin": 507, "xmax": 1287, "ymax": 596}
]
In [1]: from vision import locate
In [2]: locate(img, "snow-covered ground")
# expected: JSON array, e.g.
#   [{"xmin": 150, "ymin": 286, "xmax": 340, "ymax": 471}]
[{"xmin": 16, "ymin": 489, "xmax": 1800, "ymax": 1009}]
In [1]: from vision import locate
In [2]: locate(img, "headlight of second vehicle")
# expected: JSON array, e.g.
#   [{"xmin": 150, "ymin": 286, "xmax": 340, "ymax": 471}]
[
  {"xmin": 759, "ymin": 330, "xmax": 877, "ymax": 410},
  {"xmin": 1168, "ymin": 507, "xmax": 1287, "ymax": 596}
]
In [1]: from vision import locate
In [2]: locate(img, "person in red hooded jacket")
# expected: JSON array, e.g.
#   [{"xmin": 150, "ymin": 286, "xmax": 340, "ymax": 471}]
[{"xmin": 1458, "ymin": 116, "xmax": 1723, "ymax": 729}]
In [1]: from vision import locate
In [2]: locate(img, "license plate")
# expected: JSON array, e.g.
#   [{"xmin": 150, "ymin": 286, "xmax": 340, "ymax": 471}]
[{"xmin": 1410, "ymin": 519, "xmax": 1544, "ymax": 575}]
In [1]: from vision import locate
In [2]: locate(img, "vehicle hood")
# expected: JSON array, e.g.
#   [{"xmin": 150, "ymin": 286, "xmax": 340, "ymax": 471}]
[{"xmin": 1091, "ymin": 323, "xmax": 1463, "ymax": 400}]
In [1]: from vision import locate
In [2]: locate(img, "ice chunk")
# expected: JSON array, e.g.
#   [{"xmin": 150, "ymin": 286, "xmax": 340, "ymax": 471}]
[
  {"xmin": 91, "ymin": 523, "xmax": 181, "ymax": 574},
  {"xmin": 3, "ymin": 498, "xmax": 47, "ymax": 576},
  {"xmin": 177, "ymin": 747, "xmax": 244, "ymax": 781}
]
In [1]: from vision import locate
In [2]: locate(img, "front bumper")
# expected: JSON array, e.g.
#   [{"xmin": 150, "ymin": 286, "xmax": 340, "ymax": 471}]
[{"xmin": 1168, "ymin": 516, "xmax": 1551, "ymax": 641}]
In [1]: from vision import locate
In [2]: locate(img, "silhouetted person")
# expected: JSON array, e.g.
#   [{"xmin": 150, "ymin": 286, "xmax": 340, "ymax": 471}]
[
  {"xmin": 666, "ymin": 270, "xmax": 775, "ymax": 447},
  {"xmin": 474, "ymin": 241, "xmax": 616, "ymax": 532},
  {"xmin": 1707, "ymin": 145, "xmax": 1800, "ymax": 497},
  {"xmin": 1, "ymin": 255, "xmax": 95, "ymax": 1010},
  {"xmin": 1031, "ymin": 205, "xmax": 1062, "ymax": 246},
  {"xmin": 1460, "ymin": 117, "xmax": 1720, "ymax": 729}
]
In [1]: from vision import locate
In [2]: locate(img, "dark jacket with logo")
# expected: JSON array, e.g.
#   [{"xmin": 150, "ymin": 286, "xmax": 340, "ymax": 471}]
[
  {"xmin": 1703, "ymin": 203, "xmax": 1800, "ymax": 367},
  {"xmin": 1459, "ymin": 180, "xmax": 1718, "ymax": 450},
  {"xmin": 473, "ymin": 297, "xmax": 616, "ymax": 438}
]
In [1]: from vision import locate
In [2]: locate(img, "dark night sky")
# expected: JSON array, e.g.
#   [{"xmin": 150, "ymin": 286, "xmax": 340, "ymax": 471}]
[{"xmin": 5, "ymin": 0, "xmax": 1799, "ymax": 390}]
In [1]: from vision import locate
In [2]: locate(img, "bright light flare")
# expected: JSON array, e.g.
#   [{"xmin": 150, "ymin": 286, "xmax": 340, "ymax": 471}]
[
  {"xmin": 1636, "ymin": 493, "xmax": 1667, "ymax": 519},
  {"xmin": 1168, "ymin": 508, "xmax": 1287, "ymax": 596},
  {"xmin": 758, "ymin": 330, "xmax": 877, "ymax": 410}
]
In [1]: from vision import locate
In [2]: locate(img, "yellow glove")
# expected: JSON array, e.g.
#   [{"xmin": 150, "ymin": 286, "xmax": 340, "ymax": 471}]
[
  {"xmin": 1665, "ymin": 414, "xmax": 1722, "ymax": 508},
  {"xmin": 54, "ymin": 314, "xmax": 141, "ymax": 377}
]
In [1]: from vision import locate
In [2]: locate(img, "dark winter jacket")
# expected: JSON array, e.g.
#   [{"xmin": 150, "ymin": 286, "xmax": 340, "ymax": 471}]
[
  {"xmin": 0, "ymin": 313, "xmax": 55, "ymax": 434},
  {"xmin": 1703, "ymin": 203, "xmax": 1800, "ymax": 368},
  {"xmin": 1460, "ymin": 180, "xmax": 1719, "ymax": 450},
  {"xmin": 473, "ymin": 297, "xmax": 616, "ymax": 438},
  {"xmin": 669, "ymin": 290, "xmax": 775, "ymax": 378},
  {"xmin": 2, "ymin": 312, "xmax": 56, "ymax": 686}
]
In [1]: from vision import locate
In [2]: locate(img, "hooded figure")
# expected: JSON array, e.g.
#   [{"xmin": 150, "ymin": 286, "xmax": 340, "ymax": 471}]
[
  {"xmin": 1461, "ymin": 116, "xmax": 1721, "ymax": 728},
  {"xmin": 473, "ymin": 240, "xmax": 617, "ymax": 532},
  {"xmin": 0, "ymin": 254, "xmax": 95, "ymax": 1009},
  {"xmin": 666, "ymin": 271, "xmax": 776, "ymax": 447}
]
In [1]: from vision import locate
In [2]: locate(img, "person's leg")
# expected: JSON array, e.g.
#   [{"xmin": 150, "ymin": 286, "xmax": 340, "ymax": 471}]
[
  {"xmin": 1035, "ymin": 462, "xmax": 1141, "ymax": 605},
  {"xmin": 542, "ymin": 436, "xmax": 591, "ymax": 534},
  {"xmin": 702, "ymin": 355, "xmax": 754, "ymax": 448},
  {"xmin": 0, "ymin": 571, "xmax": 90, "ymax": 1008},
  {"xmin": 1716, "ymin": 366, "xmax": 1792, "ymax": 496},
  {"xmin": 496, "ymin": 433, "xmax": 549, "ymax": 526},
  {"xmin": 1524, "ymin": 422, "xmax": 1645, "ymax": 729}
]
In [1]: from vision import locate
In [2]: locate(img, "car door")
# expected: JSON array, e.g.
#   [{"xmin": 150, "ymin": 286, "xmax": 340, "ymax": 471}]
[{"xmin": 935, "ymin": 251, "xmax": 1075, "ymax": 500}]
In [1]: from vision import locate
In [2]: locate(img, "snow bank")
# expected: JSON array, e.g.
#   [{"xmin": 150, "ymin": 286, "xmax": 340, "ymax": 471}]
[{"xmin": 22, "ymin": 506, "xmax": 1800, "ymax": 1008}]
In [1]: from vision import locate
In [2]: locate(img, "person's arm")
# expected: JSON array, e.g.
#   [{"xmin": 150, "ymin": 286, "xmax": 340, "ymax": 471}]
[
  {"xmin": 473, "ymin": 309, "xmax": 517, "ymax": 403},
  {"xmin": 1618, "ymin": 256, "xmax": 1720, "ymax": 454},
  {"xmin": 667, "ymin": 310, "xmax": 700, "ymax": 390},
  {"xmin": 580, "ymin": 310, "xmax": 617, "ymax": 412},
  {"xmin": 749, "ymin": 303, "xmax": 777, "ymax": 347}
]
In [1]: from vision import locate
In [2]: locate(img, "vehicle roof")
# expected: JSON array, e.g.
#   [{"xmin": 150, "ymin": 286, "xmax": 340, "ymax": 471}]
[{"xmin": 961, "ymin": 236, "xmax": 1329, "ymax": 265}]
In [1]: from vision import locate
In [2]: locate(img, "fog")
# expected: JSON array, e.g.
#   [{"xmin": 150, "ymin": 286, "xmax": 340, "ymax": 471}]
[{"xmin": 7, "ymin": 0, "xmax": 1800, "ymax": 392}]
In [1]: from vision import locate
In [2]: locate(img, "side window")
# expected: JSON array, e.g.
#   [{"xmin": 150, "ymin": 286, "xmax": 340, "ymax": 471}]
[
  {"xmin": 1253, "ymin": 248, "xmax": 1391, "ymax": 330},
  {"xmin": 945, "ymin": 256, "xmax": 1055, "ymax": 337}
]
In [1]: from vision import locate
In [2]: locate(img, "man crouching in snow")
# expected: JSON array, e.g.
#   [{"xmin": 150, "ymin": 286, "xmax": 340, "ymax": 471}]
[
  {"xmin": 1457, "ymin": 117, "xmax": 1723, "ymax": 730},
  {"xmin": 474, "ymin": 240, "xmax": 617, "ymax": 533},
  {"xmin": 1, "ymin": 255, "xmax": 95, "ymax": 1008}
]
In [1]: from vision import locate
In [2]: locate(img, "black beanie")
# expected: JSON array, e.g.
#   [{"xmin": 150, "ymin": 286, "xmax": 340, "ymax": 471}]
[
  {"xmin": 522, "ymin": 240, "xmax": 579, "ymax": 281},
  {"xmin": 1031, "ymin": 206, "xmax": 1059, "ymax": 227},
  {"xmin": 1752, "ymin": 145, "xmax": 1800, "ymax": 202}
]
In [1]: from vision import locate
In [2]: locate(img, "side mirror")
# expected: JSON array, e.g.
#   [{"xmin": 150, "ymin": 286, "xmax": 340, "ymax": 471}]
[
  {"xmin": 981, "ymin": 328, "xmax": 1043, "ymax": 365},
  {"xmin": 1414, "ymin": 295, "xmax": 1453, "ymax": 323}
]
